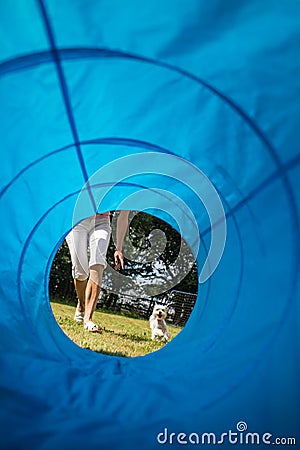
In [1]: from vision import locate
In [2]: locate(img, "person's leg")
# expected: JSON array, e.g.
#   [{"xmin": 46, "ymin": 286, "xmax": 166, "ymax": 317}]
[
  {"xmin": 65, "ymin": 220, "xmax": 89, "ymax": 318},
  {"xmin": 74, "ymin": 279, "xmax": 87, "ymax": 312},
  {"xmin": 84, "ymin": 264, "xmax": 104, "ymax": 323},
  {"xmin": 84, "ymin": 217, "xmax": 111, "ymax": 330}
]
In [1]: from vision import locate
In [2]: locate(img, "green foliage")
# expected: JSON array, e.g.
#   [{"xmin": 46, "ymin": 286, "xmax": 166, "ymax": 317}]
[
  {"xmin": 107, "ymin": 211, "xmax": 198, "ymax": 295},
  {"xmin": 49, "ymin": 241, "xmax": 75, "ymax": 301},
  {"xmin": 49, "ymin": 211, "xmax": 198, "ymax": 304}
]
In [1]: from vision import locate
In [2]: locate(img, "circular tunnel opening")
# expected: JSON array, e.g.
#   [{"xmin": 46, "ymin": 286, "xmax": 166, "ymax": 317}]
[{"xmin": 49, "ymin": 210, "xmax": 198, "ymax": 357}]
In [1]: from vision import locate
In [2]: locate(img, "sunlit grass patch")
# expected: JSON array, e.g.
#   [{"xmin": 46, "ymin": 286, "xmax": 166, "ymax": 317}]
[{"xmin": 50, "ymin": 299, "xmax": 182, "ymax": 357}]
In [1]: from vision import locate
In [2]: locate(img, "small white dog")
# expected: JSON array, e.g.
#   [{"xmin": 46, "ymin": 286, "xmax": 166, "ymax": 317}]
[{"xmin": 149, "ymin": 304, "xmax": 170, "ymax": 341}]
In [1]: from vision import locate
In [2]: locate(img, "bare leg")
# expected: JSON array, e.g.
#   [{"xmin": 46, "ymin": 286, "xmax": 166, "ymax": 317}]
[
  {"xmin": 74, "ymin": 279, "xmax": 87, "ymax": 312},
  {"xmin": 84, "ymin": 264, "xmax": 104, "ymax": 323}
]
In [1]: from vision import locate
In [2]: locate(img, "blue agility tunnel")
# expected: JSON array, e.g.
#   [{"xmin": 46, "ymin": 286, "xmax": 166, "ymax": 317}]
[{"xmin": 0, "ymin": 1, "xmax": 300, "ymax": 449}]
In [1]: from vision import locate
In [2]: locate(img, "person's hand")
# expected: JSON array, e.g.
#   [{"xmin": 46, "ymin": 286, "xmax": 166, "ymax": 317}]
[{"xmin": 114, "ymin": 249, "xmax": 124, "ymax": 270}]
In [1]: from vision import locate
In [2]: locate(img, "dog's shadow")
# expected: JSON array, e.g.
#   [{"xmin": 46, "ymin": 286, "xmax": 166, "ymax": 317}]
[{"xmin": 103, "ymin": 327, "xmax": 150, "ymax": 343}]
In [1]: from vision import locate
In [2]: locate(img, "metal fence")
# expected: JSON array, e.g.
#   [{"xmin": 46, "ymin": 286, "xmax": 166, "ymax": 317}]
[{"xmin": 97, "ymin": 289, "xmax": 197, "ymax": 327}]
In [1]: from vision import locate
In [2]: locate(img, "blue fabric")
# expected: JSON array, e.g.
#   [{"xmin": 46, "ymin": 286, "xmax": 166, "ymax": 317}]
[{"xmin": 1, "ymin": 1, "xmax": 300, "ymax": 449}]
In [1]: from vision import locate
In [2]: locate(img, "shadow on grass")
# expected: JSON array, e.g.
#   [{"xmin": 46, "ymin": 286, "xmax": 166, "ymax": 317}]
[
  {"xmin": 102, "ymin": 327, "xmax": 150, "ymax": 343},
  {"xmin": 85, "ymin": 347, "xmax": 129, "ymax": 357}
]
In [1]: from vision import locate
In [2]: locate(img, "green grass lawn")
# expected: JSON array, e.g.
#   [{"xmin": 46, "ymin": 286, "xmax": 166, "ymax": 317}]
[{"xmin": 50, "ymin": 299, "xmax": 182, "ymax": 357}]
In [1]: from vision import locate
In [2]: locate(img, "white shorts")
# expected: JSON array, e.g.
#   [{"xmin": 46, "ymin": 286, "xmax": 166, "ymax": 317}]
[{"xmin": 66, "ymin": 216, "xmax": 111, "ymax": 281}]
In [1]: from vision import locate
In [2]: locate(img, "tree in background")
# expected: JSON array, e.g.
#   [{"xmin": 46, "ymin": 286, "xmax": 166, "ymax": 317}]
[
  {"xmin": 49, "ymin": 239, "xmax": 76, "ymax": 302},
  {"xmin": 50, "ymin": 211, "xmax": 198, "ymax": 303}
]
